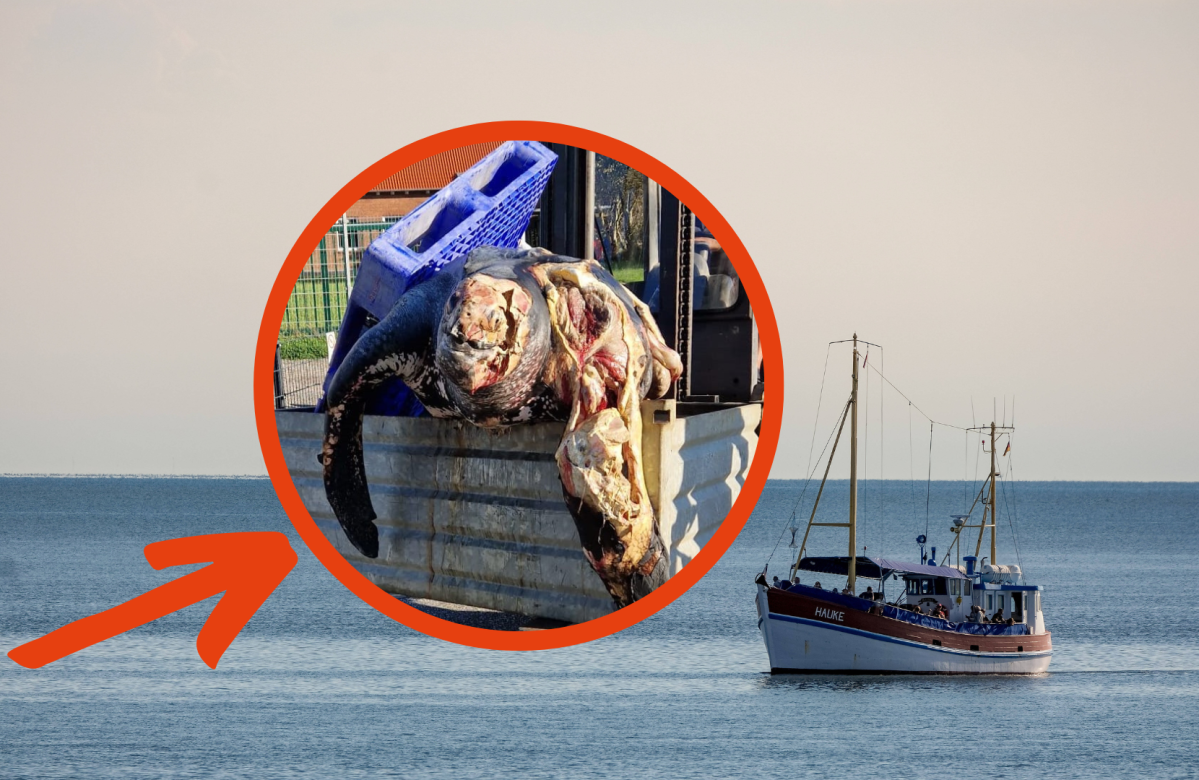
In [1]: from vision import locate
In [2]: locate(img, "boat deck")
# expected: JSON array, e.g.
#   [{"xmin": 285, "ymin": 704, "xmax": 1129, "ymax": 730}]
[{"xmin": 766, "ymin": 584, "xmax": 1050, "ymax": 654}]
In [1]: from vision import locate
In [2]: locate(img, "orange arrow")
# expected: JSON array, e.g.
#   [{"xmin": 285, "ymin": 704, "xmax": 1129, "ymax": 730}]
[{"xmin": 7, "ymin": 532, "xmax": 297, "ymax": 670}]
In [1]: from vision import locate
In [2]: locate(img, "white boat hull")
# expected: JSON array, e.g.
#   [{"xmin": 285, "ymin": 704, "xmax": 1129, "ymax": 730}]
[{"xmin": 756, "ymin": 587, "xmax": 1052, "ymax": 675}]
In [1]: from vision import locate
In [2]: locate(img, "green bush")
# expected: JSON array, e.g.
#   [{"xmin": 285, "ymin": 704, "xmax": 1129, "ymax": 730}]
[{"xmin": 279, "ymin": 336, "xmax": 328, "ymax": 360}]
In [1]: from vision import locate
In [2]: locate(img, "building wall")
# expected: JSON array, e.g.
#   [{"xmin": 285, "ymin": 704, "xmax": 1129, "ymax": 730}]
[{"xmin": 346, "ymin": 194, "xmax": 430, "ymax": 223}]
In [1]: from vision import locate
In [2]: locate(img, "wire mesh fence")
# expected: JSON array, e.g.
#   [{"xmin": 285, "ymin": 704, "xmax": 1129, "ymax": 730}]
[
  {"xmin": 275, "ymin": 217, "xmax": 396, "ymax": 409},
  {"xmin": 274, "ymin": 213, "xmax": 543, "ymax": 409}
]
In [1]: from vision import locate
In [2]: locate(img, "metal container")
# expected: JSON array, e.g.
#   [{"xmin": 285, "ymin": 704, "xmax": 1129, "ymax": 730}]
[{"xmin": 277, "ymin": 400, "xmax": 760, "ymax": 624}]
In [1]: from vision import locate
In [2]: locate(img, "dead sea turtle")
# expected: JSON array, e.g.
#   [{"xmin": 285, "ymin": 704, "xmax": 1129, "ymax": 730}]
[{"xmin": 321, "ymin": 246, "xmax": 683, "ymax": 608}]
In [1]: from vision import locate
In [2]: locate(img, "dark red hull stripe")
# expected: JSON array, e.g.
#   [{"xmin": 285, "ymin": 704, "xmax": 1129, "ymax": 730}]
[
  {"xmin": 766, "ymin": 589, "xmax": 1052, "ymax": 654},
  {"xmin": 768, "ymin": 613, "xmax": 1052, "ymax": 658}
]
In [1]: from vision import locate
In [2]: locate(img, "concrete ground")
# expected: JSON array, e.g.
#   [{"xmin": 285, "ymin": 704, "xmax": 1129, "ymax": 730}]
[{"xmin": 279, "ymin": 358, "xmax": 328, "ymax": 407}]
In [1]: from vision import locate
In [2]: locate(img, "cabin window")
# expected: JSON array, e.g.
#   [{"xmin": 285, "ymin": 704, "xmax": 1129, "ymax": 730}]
[
  {"xmin": 987, "ymin": 594, "xmax": 994, "ymax": 611},
  {"xmin": 934, "ymin": 579, "xmax": 948, "ymax": 596},
  {"xmin": 907, "ymin": 579, "xmax": 918, "ymax": 595},
  {"xmin": 998, "ymin": 595, "xmax": 1006, "ymax": 614},
  {"xmin": 950, "ymin": 580, "xmax": 960, "ymax": 596},
  {"xmin": 1012, "ymin": 593, "xmax": 1024, "ymax": 622},
  {"xmin": 921, "ymin": 580, "xmax": 935, "ymax": 595},
  {"xmin": 965, "ymin": 581, "xmax": 973, "ymax": 596}
]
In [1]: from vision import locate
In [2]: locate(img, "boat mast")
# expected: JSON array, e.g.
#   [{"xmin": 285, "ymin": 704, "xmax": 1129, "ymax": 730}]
[
  {"xmin": 989, "ymin": 420, "xmax": 997, "ymax": 566},
  {"xmin": 848, "ymin": 334, "xmax": 860, "ymax": 593}
]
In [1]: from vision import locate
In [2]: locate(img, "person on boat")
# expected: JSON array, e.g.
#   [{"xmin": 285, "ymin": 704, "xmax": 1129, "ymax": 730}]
[
  {"xmin": 968, "ymin": 605, "xmax": 985, "ymax": 623},
  {"xmin": 912, "ymin": 603, "xmax": 924, "ymax": 615},
  {"xmin": 841, "ymin": 586, "xmax": 851, "ymax": 595},
  {"xmin": 990, "ymin": 609, "xmax": 1005, "ymax": 623},
  {"xmin": 813, "ymin": 581, "xmax": 822, "ymax": 590},
  {"xmin": 858, "ymin": 586, "xmax": 874, "ymax": 600},
  {"xmin": 772, "ymin": 576, "xmax": 780, "ymax": 588}
]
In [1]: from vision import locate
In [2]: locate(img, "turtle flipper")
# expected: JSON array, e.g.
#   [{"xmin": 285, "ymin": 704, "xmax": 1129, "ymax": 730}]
[
  {"xmin": 322, "ymin": 272, "xmax": 459, "ymax": 558},
  {"xmin": 532, "ymin": 258, "xmax": 682, "ymax": 608}
]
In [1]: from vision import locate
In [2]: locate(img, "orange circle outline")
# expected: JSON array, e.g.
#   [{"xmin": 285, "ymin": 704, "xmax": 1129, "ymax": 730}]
[{"xmin": 253, "ymin": 121, "xmax": 784, "ymax": 650}]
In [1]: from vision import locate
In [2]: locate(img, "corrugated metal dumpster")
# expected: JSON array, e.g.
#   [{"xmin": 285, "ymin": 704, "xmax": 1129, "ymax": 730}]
[{"xmin": 277, "ymin": 400, "xmax": 760, "ymax": 624}]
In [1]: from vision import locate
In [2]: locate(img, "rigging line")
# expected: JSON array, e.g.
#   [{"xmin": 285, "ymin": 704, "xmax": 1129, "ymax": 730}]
[
  {"xmin": 998, "ymin": 473, "xmax": 1022, "ymax": 575},
  {"xmin": 970, "ymin": 397, "xmax": 981, "ymax": 516},
  {"xmin": 924, "ymin": 422, "xmax": 934, "ymax": 538},
  {"xmin": 908, "ymin": 401, "xmax": 919, "ymax": 530},
  {"xmin": 1003, "ymin": 440, "xmax": 1025, "ymax": 577},
  {"xmin": 764, "ymin": 397, "xmax": 852, "ymax": 566},
  {"xmin": 880, "ymin": 346, "xmax": 885, "ymax": 558},
  {"xmin": 862, "ymin": 346, "xmax": 869, "ymax": 543},
  {"xmin": 972, "ymin": 421, "xmax": 981, "ymax": 497},
  {"xmin": 766, "ymin": 344, "xmax": 834, "ymax": 565},
  {"xmin": 963, "ymin": 428, "xmax": 969, "ymax": 512},
  {"xmin": 765, "ymin": 399, "xmax": 848, "ymax": 565},
  {"xmin": 861, "ymin": 360, "xmax": 972, "ymax": 432},
  {"xmin": 804, "ymin": 343, "xmax": 833, "ymax": 483}
]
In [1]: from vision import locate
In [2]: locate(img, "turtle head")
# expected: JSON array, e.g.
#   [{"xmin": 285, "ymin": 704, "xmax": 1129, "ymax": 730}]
[{"xmin": 435, "ymin": 270, "xmax": 550, "ymax": 419}]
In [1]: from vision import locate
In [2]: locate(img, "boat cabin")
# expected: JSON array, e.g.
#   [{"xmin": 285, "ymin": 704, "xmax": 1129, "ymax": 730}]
[
  {"xmin": 971, "ymin": 583, "xmax": 1046, "ymax": 632},
  {"xmin": 901, "ymin": 573, "xmax": 973, "ymax": 622},
  {"xmin": 788, "ymin": 554, "xmax": 1047, "ymax": 630},
  {"xmin": 793, "ymin": 555, "xmax": 970, "ymax": 619}
]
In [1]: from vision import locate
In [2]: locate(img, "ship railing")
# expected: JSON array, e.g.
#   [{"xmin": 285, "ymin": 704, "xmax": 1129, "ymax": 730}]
[{"xmin": 772, "ymin": 581, "xmax": 1031, "ymax": 637}]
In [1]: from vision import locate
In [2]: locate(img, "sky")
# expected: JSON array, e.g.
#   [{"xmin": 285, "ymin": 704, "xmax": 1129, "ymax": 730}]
[{"xmin": 0, "ymin": 0, "xmax": 1195, "ymax": 480}]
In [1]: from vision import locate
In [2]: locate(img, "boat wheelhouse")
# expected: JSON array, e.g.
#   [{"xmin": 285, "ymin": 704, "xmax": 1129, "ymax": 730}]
[{"xmin": 755, "ymin": 335, "xmax": 1051, "ymax": 674}]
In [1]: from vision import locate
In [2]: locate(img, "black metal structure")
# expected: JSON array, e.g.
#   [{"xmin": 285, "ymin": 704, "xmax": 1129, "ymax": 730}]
[
  {"xmin": 537, "ymin": 147, "xmax": 762, "ymax": 409},
  {"xmin": 538, "ymin": 143, "xmax": 590, "ymax": 258},
  {"xmin": 656, "ymin": 189, "xmax": 760, "ymax": 406},
  {"xmin": 656, "ymin": 189, "xmax": 694, "ymax": 400}
]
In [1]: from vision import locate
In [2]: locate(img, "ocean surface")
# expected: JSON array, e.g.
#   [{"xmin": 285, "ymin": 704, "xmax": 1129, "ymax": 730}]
[{"xmin": 1, "ymin": 477, "xmax": 1196, "ymax": 779}]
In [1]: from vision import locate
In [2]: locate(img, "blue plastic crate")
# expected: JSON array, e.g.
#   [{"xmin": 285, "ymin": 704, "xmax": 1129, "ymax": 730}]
[{"xmin": 319, "ymin": 140, "xmax": 557, "ymax": 415}]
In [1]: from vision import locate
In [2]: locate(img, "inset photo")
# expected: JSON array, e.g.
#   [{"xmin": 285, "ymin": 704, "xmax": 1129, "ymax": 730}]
[{"xmin": 257, "ymin": 125, "xmax": 780, "ymax": 645}]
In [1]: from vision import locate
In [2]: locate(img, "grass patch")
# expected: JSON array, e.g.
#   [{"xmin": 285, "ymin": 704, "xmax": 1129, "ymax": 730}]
[
  {"xmin": 611, "ymin": 260, "xmax": 645, "ymax": 285},
  {"xmin": 282, "ymin": 277, "xmax": 349, "ymax": 336},
  {"xmin": 279, "ymin": 336, "xmax": 328, "ymax": 360}
]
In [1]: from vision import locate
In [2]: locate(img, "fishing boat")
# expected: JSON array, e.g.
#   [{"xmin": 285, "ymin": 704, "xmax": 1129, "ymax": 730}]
[{"xmin": 754, "ymin": 335, "xmax": 1051, "ymax": 674}]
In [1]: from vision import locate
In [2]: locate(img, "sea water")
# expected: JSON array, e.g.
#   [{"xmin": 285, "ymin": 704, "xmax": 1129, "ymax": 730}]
[{"xmin": 1, "ymin": 477, "xmax": 1196, "ymax": 779}]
